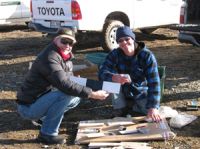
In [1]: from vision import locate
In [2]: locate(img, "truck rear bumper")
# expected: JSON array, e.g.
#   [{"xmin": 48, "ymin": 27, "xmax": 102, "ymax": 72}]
[
  {"xmin": 28, "ymin": 22, "xmax": 77, "ymax": 34},
  {"xmin": 170, "ymin": 24, "xmax": 200, "ymax": 32}
]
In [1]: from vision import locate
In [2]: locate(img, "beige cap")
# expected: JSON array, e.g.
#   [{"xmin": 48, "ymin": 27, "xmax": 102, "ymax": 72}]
[{"xmin": 57, "ymin": 28, "xmax": 76, "ymax": 43}]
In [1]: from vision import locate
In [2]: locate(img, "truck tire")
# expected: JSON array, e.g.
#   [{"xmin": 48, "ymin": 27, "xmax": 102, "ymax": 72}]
[{"xmin": 102, "ymin": 20, "xmax": 124, "ymax": 51}]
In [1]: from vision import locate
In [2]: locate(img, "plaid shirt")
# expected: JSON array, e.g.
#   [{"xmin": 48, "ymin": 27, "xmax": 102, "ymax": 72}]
[{"xmin": 98, "ymin": 42, "xmax": 160, "ymax": 109}]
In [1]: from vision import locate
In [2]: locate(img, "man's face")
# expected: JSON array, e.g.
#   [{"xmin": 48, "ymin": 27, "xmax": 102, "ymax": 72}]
[
  {"xmin": 56, "ymin": 36, "xmax": 74, "ymax": 52},
  {"xmin": 118, "ymin": 37, "xmax": 135, "ymax": 56}
]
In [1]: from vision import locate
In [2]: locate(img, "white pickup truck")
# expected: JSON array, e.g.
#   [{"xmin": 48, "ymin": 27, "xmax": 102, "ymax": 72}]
[
  {"xmin": 0, "ymin": 0, "xmax": 30, "ymax": 25},
  {"xmin": 170, "ymin": 0, "xmax": 200, "ymax": 47},
  {"xmin": 29, "ymin": 0, "xmax": 186, "ymax": 51}
]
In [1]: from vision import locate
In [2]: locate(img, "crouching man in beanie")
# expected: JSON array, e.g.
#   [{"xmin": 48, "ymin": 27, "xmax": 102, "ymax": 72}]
[
  {"xmin": 98, "ymin": 26, "xmax": 162, "ymax": 122},
  {"xmin": 16, "ymin": 28, "xmax": 109, "ymax": 144}
]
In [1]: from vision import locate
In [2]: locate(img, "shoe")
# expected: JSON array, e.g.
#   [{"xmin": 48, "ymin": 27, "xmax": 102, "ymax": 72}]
[
  {"xmin": 32, "ymin": 119, "xmax": 43, "ymax": 127},
  {"xmin": 38, "ymin": 132, "xmax": 66, "ymax": 145}
]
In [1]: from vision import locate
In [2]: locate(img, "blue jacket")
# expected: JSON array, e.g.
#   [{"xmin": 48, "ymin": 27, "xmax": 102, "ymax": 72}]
[{"xmin": 98, "ymin": 42, "xmax": 160, "ymax": 109}]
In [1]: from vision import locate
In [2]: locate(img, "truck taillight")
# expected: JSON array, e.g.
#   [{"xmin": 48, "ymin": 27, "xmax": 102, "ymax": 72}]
[
  {"xmin": 180, "ymin": 4, "xmax": 187, "ymax": 24},
  {"xmin": 71, "ymin": 0, "xmax": 82, "ymax": 20},
  {"xmin": 30, "ymin": 0, "xmax": 33, "ymax": 17}
]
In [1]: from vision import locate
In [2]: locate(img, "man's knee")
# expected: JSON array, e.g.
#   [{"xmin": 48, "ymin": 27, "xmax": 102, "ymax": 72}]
[
  {"xmin": 59, "ymin": 95, "xmax": 81, "ymax": 109},
  {"xmin": 112, "ymin": 93, "xmax": 127, "ymax": 109}
]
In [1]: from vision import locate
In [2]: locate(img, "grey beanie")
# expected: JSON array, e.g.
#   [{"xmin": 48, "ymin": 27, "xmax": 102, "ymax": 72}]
[{"xmin": 116, "ymin": 26, "xmax": 135, "ymax": 42}]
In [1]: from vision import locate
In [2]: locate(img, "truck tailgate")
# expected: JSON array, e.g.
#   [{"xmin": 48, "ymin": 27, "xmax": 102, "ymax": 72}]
[{"xmin": 32, "ymin": 0, "xmax": 72, "ymax": 21}]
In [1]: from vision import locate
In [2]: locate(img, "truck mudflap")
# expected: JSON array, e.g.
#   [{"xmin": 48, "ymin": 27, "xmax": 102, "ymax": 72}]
[
  {"xmin": 178, "ymin": 32, "xmax": 200, "ymax": 47},
  {"xmin": 170, "ymin": 24, "xmax": 200, "ymax": 47}
]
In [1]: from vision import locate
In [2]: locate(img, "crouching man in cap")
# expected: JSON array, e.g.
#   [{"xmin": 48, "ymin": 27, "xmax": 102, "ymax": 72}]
[
  {"xmin": 16, "ymin": 28, "xmax": 109, "ymax": 144},
  {"xmin": 98, "ymin": 26, "xmax": 162, "ymax": 122}
]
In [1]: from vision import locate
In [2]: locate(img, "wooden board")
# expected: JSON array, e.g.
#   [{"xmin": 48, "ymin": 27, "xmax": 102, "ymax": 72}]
[
  {"xmin": 88, "ymin": 142, "xmax": 152, "ymax": 149},
  {"xmin": 75, "ymin": 117, "xmax": 176, "ymax": 144}
]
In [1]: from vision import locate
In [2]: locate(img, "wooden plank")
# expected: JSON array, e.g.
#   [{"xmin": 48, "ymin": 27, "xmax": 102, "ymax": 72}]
[
  {"xmin": 132, "ymin": 116, "xmax": 147, "ymax": 122},
  {"xmin": 118, "ymin": 123, "xmax": 148, "ymax": 134},
  {"xmin": 79, "ymin": 117, "xmax": 135, "ymax": 128},
  {"xmin": 75, "ymin": 117, "xmax": 176, "ymax": 144},
  {"xmin": 77, "ymin": 133, "xmax": 166, "ymax": 144},
  {"xmin": 88, "ymin": 142, "xmax": 152, "ymax": 149}
]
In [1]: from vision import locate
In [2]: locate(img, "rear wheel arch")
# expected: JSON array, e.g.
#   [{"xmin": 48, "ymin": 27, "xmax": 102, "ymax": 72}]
[{"xmin": 101, "ymin": 12, "xmax": 130, "ymax": 51}]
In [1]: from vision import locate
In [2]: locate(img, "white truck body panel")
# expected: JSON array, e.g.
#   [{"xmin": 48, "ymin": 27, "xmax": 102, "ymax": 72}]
[
  {"xmin": 0, "ymin": 0, "xmax": 22, "ymax": 20},
  {"xmin": 21, "ymin": 0, "xmax": 31, "ymax": 18},
  {"xmin": 133, "ymin": 0, "xmax": 183, "ymax": 28},
  {"xmin": 75, "ymin": 0, "xmax": 135, "ymax": 31},
  {"xmin": 0, "ymin": 0, "xmax": 31, "ymax": 25}
]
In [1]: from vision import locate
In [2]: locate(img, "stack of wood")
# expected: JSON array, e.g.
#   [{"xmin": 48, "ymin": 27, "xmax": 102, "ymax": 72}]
[{"xmin": 75, "ymin": 116, "xmax": 176, "ymax": 148}]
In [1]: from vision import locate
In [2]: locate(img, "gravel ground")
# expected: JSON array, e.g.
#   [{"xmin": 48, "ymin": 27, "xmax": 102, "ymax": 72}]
[{"xmin": 0, "ymin": 25, "xmax": 199, "ymax": 149}]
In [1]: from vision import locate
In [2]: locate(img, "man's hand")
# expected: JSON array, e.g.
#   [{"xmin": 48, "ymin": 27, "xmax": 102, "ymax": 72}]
[
  {"xmin": 147, "ymin": 108, "xmax": 162, "ymax": 122},
  {"xmin": 112, "ymin": 74, "xmax": 131, "ymax": 85},
  {"xmin": 88, "ymin": 90, "xmax": 109, "ymax": 100}
]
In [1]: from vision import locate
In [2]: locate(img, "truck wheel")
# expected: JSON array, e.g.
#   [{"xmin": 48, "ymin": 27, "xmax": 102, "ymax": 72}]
[{"xmin": 102, "ymin": 20, "xmax": 124, "ymax": 51}]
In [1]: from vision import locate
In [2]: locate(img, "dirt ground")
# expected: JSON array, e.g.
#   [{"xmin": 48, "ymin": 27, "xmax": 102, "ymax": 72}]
[{"xmin": 0, "ymin": 25, "xmax": 199, "ymax": 149}]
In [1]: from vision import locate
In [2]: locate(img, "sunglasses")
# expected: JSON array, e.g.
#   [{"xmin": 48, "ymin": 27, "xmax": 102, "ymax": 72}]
[
  {"xmin": 118, "ymin": 37, "xmax": 131, "ymax": 43},
  {"xmin": 60, "ymin": 38, "xmax": 74, "ymax": 46}
]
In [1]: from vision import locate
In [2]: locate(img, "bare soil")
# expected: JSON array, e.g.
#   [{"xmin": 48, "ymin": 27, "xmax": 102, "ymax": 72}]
[{"xmin": 0, "ymin": 25, "xmax": 199, "ymax": 149}]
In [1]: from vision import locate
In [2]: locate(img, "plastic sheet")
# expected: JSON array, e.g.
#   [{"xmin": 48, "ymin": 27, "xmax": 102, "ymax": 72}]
[{"xmin": 169, "ymin": 113, "xmax": 197, "ymax": 128}]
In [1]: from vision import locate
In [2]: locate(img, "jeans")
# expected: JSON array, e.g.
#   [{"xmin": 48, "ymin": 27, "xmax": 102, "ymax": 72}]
[
  {"xmin": 17, "ymin": 90, "xmax": 81, "ymax": 136},
  {"xmin": 112, "ymin": 90, "xmax": 148, "ymax": 114}
]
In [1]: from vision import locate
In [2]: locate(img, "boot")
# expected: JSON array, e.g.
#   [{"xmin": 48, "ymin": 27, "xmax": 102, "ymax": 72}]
[{"xmin": 37, "ymin": 132, "xmax": 66, "ymax": 145}]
